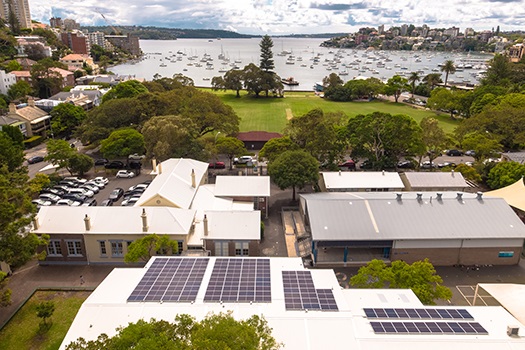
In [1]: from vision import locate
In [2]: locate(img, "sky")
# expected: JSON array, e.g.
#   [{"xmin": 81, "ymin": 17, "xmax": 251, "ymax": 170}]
[{"xmin": 29, "ymin": 0, "xmax": 525, "ymax": 35}]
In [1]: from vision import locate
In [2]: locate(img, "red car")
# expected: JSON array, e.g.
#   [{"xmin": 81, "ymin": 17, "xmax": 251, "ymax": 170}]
[
  {"xmin": 209, "ymin": 161, "xmax": 226, "ymax": 169},
  {"xmin": 337, "ymin": 160, "xmax": 356, "ymax": 170}
]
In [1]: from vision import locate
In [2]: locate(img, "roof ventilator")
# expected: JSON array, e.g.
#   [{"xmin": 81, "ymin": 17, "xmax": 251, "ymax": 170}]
[
  {"xmin": 416, "ymin": 192, "xmax": 423, "ymax": 202},
  {"xmin": 436, "ymin": 192, "xmax": 443, "ymax": 201},
  {"xmin": 477, "ymin": 192, "xmax": 484, "ymax": 201},
  {"xmin": 456, "ymin": 192, "xmax": 463, "ymax": 201},
  {"xmin": 396, "ymin": 193, "xmax": 402, "ymax": 201}
]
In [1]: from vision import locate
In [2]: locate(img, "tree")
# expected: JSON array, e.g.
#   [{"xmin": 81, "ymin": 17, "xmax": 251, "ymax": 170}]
[
  {"xmin": 482, "ymin": 54, "xmax": 511, "ymax": 86},
  {"xmin": 7, "ymin": 80, "xmax": 32, "ymax": 101},
  {"xmin": 384, "ymin": 75, "xmax": 409, "ymax": 103},
  {"xmin": 66, "ymin": 312, "xmax": 281, "ymax": 350},
  {"xmin": 30, "ymin": 58, "xmax": 67, "ymax": 98},
  {"xmin": 1, "ymin": 124, "xmax": 24, "ymax": 148},
  {"xmin": 243, "ymin": 63, "xmax": 264, "ymax": 97},
  {"xmin": 213, "ymin": 69, "xmax": 244, "ymax": 97},
  {"xmin": 408, "ymin": 71, "xmax": 420, "ymax": 98},
  {"xmin": 427, "ymin": 87, "xmax": 464, "ymax": 118},
  {"xmin": 7, "ymin": 0, "xmax": 21, "ymax": 35},
  {"xmin": 0, "ymin": 131, "xmax": 24, "ymax": 172},
  {"xmin": 69, "ymin": 153, "xmax": 94, "ymax": 176},
  {"xmin": 259, "ymin": 136, "xmax": 299, "ymax": 163},
  {"xmin": 350, "ymin": 259, "xmax": 453, "ymax": 305},
  {"xmin": 440, "ymin": 60, "xmax": 456, "ymax": 87},
  {"xmin": 125, "ymin": 234, "xmax": 179, "ymax": 263},
  {"xmin": 172, "ymin": 73, "xmax": 194, "ymax": 87},
  {"xmin": 36, "ymin": 301, "xmax": 55, "ymax": 326},
  {"xmin": 453, "ymin": 163, "xmax": 482, "ymax": 183},
  {"xmin": 24, "ymin": 44, "xmax": 47, "ymax": 61},
  {"xmin": 487, "ymin": 162, "xmax": 525, "ymax": 189},
  {"xmin": 216, "ymin": 137, "xmax": 247, "ymax": 170},
  {"xmin": 100, "ymin": 128, "xmax": 145, "ymax": 159},
  {"xmin": 102, "ymin": 80, "xmax": 149, "ymax": 103},
  {"xmin": 259, "ymin": 35, "xmax": 274, "ymax": 72},
  {"xmin": 0, "ymin": 271, "xmax": 11, "ymax": 307},
  {"xmin": 45, "ymin": 139, "xmax": 76, "ymax": 173},
  {"xmin": 422, "ymin": 73, "xmax": 442, "ymax": 90},
  {"xmin": 5, "ymin": 59, "xmax": 21, "ymax": 72},
  {"xmin": 50, "ymin": 103, "xmax": 87, "ymax": 138},
  {"xmin": 268, "ymin": 150, "xmax": 319, "ymax": 201},
  {"xmin": 322, "ymin": 73, "xmax": 343, "ymax": 90},
  {"xmin": 461, "ymin": 132, "xmax": 503, "ymax": 162},
  {"xmin": 419, "ymin": 117, "xmax": 448, "ymax": 169}
]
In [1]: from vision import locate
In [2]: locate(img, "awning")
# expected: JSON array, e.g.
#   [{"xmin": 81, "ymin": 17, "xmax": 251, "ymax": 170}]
[{"xmin": 485, "ymin": 178, "xmax": 525, "ymax": 212}]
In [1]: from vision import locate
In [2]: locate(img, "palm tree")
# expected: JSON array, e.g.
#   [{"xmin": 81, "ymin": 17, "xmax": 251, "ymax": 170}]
[
  {"xmin": 440, "ymin": 60, "xmax": 456, "ymax": 87},
  {"xmin": 422, "ymin": 73, "xmax": 443, "ymax": 90},
  {"xmin": 408, "ymin": 72, "xmax": 420, "ymax": 98}
]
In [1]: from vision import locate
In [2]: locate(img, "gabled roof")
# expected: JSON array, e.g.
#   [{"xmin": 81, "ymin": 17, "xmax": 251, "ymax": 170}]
[
  {"xmin": 10, "ymin": 104, "xmax": 48, "ymax": 122},
  {"xmin": 321, "ymin": 171, "xmax": 404, "ymax": 190},
  {"xmin": 402, "ymin": 171, "xmax": 468, "ymax": 188},
  {"xmin": 136, "ymin": 158, "xmax": 209, "ymax": 209},
  {"xmin": 485, "ymin": 178, "xmax": 525, "ymax": 212},
  {"xmin": 237, "ymin": 131, "xmax": 282, "ymax": 142},
  {"xmin": 214, "ymin": 176, "xmax": 271, "ymax": 197},
  {"xmin": 301, "ymin": 192, "xmax": 525, "ymax": 241},
  {"xmin": 501, "ymin": 152, "xmax": 525, "ymax": 164},
  {"xmin": 50, "ymin": 67, "xmax": 73, "ymax": 77},
  {"xmin": 33, "ymin": 206, "xmax": 196, "ymax": 235},
  {"xmin": 60, "ymin": 54, "xmax": 90, "ymax": 61}
]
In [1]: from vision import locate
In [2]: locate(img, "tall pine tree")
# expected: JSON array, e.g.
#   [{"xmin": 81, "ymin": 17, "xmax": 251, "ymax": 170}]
[{"xmin": 259, "ymin": 35, "xmax": 274, "ymax": 72}]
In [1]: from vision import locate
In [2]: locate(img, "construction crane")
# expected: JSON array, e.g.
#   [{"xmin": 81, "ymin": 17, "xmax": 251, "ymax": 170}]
[{"xmin": 98, "ymin": 12, "xmax": 121, "ymax": 35}]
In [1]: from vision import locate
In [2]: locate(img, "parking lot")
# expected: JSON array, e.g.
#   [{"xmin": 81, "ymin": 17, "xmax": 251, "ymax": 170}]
[{"xmin": 90, "ymin": 170, "xmax": 153, "ymax": 206}]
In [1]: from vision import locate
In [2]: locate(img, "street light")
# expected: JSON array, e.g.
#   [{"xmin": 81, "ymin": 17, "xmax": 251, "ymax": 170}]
[{"xmin": 214, "ymin": 131, "xmax": 221, "ymax": 143}]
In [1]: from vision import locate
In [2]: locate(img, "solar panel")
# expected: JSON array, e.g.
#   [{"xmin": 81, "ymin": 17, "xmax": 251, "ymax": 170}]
[
  {"xmin": 204, "ymin": 258, "xmax": 271, "ymax": 303},
  {"xmin": 127, "ymin": 257, "xmax": 209, "ymax": 302},
  {"xmin": 282, "ymin": 271, "xmax": 338, "ymax": 311},
  {"xmin": 363, "ymin": 308, "xmax": 473, "ymax": 320},
  {"xmin": 369, "ymin": 321, "xmax": 488, "ymax": 335}
]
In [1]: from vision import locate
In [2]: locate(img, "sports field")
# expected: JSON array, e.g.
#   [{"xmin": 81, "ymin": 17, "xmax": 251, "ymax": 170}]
[{"xmin": 211, "ymin": 90, "xmax": 460, "ymax": 134}]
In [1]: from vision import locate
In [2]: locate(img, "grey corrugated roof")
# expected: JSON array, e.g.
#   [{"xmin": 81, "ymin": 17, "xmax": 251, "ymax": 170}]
[
  {"xmin": 402, "ymin": 171, "xmax": 468, "ymax": 188},
  {"xmin": 301, "ymin": 192, "xmax": 525, "ymax": 241}
]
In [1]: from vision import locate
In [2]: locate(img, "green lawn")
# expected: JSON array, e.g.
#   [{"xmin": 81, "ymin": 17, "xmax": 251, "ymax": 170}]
[
  {"xmin": 0, "ymin": 291, "xmax": 89, "ymax": 350},
  {"xmin": 210, "ymin": 90, "xmax": 460, "ymax": 134}
]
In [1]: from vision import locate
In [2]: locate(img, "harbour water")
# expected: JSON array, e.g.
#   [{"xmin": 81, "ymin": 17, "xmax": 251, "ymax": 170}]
[{"xmin": 111, "ymin": 38, "xmax": 493, "ymax": 91}]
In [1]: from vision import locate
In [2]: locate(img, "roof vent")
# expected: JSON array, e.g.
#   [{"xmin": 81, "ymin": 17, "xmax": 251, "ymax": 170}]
[
  {"xmin": 396, "ymin": 193, "xmax": 402, "ymax": 201},
  {"xmin": 141, "ymin": 209, "xmax": 148, "ymax": 232},
  {"xmin": 456, "ymin": 192, "xmax": 463, "ymax": 200},
  {"xmin": 203, "ymin": 214, "xmax": 208, "ymax": 236},
  {"xmin": 507, "ymin": 325, "xmax": 520, "ymax": 337},
  {"xmin": 382, "ymin": 170, "xmax": 385, "ymax": 176},
  {"xmin": 32, "ymin": 216, "xmax": 39, "ymax": 230},
  {"xmin": 436, "ymin": 192, "xmax": 443, "ymax": 201},
  {"xmin": 451, "ymin": 169, "xmax": 455, "ymax": 177},
  {"xmin": 339, "ymin": 170, "xmax": 341, "ymax": 176},
  {"xmin": 191, "ymin": 169, "xmax": 196, "ymax": 188},
  {"xmin": 84, "ymin": 214, "xmax": 91, "ymax": 231},
  {"xmin": 416, "ymin": 192, "xmax": 423, "ymax": 201},
  {"xmin": 477, "ymin": 191, "xmax": 483, "ymax": 200}
]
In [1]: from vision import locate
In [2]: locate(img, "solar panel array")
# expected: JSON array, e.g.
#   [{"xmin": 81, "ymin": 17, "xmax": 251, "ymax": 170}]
[
  {"xmin": 204, "ymin": 258, "xmax": 271, "ymax": 302},
  {"xmin": 364, "ymin": 308, "xmax": 473, "ymax": 320},
  {"xmin": 282, "ymin": 271, "xmax": 338, "ymax": 311},
  {"xmin": 370, "ymin": 321, "xmax": 488, "ymax": 335},
  {"xmin": 128, "ymin": 258, "xmax": 209, "ymax": 302}
]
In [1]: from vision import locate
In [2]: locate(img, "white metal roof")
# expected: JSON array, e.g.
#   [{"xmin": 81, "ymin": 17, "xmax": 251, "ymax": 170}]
[
  {"xmin": 402, "ymin": 171, "xmax": 468, "ymax": 188},
  {"xmin": 301, "ymin": 192, "xmax": 525, "ymax": 241},
  {"xmin": 214, "ymin": 176, "xmax": 271, "ymax": 197},
  {"xmin": 33, "ymin": 206, "xmax": 196, "ymax": 235},
  {"xmin": 478, "ymin": 283, "xmax": 525, "ymax": 326},
  {"xmin": 136, "ymin": 158, "xmax": 209, "ymax": 208},
  {"xmin": 60, "ymin": 257, "xmax": 525, "ymax": 350},
  {"xmin": 321, "ymin": 171, "xmax": 404, "ymax": 190}
]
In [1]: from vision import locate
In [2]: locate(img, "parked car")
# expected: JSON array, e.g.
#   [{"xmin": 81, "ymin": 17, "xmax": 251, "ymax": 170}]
[
  {"xmin": 99, "ymin": 199, "xmax": 114, "ymax": 206},
  {"xmin": 53, "ymin": 185, "xmax": 71, "ymax": 192},
  {"xmin": 124, "ymin": 188, "xmax": 145, "ymax": 199},
  {"xmin": 337, "ymin": 160, "xmax": 356, "ymax": 170},
  {"xmin": 209, "ymin": 161, "xmax": 226, "ymax": 169},
  {"xmin": 446, "ymin": 149, "xmax": 463, "ymax": 156},
  {"xmin": 397, "ymin": 160, "xmax": 415, "ymax": 169},
  {"xmin": 109, "ymin": 188, "xmax": 124, "ymax": 201},
  {"xmin": 233, "ymin": 156, "xmax": 253, "ymax": 164},
  {"xmin": 27, "ymin": 156, "xmax": 44, "ymax": 164},
  {"xmin": 465, "ymin": 150, "xmax": 476, "ymax": 157},
  {"xmin": 80, "ymin": 184, "xmax": 100, "ymax": 194},
  {"xmin": 39, "ymin": 193, "xmax": 62, "ymax": 204},
  {"xmin": 84, "ymin": 180, "xmax": 105, "ymax": 189},
  {"xmin": 32, "ymin": 199, "xmax": 52, "ymax": 208},
  {"xmin": 58, "ymin": 180, "xmax": 78, "ymax": 188},
  {"xmin": 128, "ymin": 153, "xmax": 145, "ymax": 161},
  {"xmin": 63, "ymin": 176, "xmax": 87, "ymax": 185},
  {"xmin": 94, "ymin": 158, "xmax": 109, "ymax": 166},
  {"xmin": 121, "ymin": 196, "xmax": 141, "ymax": 206},
  {"xmin": 105, "ymin": 161, "xmax": 125, "ymax": 169},
  {"xmin": 128, "ymin": 183, "xmax": 149, "ymax": 192},
  {"xmin": 62, "ymin": 193, "xmax": 87, "ymax": 203},
  {"xmin": 93, "ymin": 176, "xmax": 109, "ymax": 185},
  {"xmin": 56, "ymin": 199, "xmax": 81, "ymax": 206},
  {"xmin": 41, "ymin": 188, "xmax": 65, "ymax": 197},
  {"xmin": 116, "ymin": 170, "xmax": 135, "ymax": 178},
  {"xmin": 420, "ymin": 161, "xmax": 438, "ymax": 169},
  {"xmin": 438, "ymin": 161, "xmax": 457, "ymax": 168},
  {"xmin": 128, "ymin": 161, "xmax": 142, "ymax": 169},
  {"xmin": 81, "ymin": 198, "xmax": 98, "ymax": 206},
  {"xmin": 68, "ymin": 188, "xmax": 94, "ymax": 198}
]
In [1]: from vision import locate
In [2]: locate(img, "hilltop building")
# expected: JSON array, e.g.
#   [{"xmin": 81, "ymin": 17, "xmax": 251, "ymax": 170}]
[{"xmin": 0, "ymin": 0, "xmax": 31, "ymax": 28}]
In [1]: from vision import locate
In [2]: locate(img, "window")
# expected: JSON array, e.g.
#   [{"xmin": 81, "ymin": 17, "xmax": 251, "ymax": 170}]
[
  {"xmin": 47, "ymin": 240, "xmax": 62, "ymax": 256},
  {"xmin": 498, "ymin": 251, "xmax": 514, "ymax": 258},
  {"xmin": 215, "ymin": 241, "xmax": 228, "ymax": 256},
  {"xmin": 111, "ymin": 241, "xmax": 124, "ymax": 257},
  {"xmin": 99, "ymin": 241, "xmax": 107, "ymax": 256},
  {"xmin": 66, "ymin": 240, "xmax": 82, "ymax": 256},
  {"xmin": 176, "ymin": 241, "xmax": 184, "ymax": 255},
  {"xmin": 235, "ymin": 242, "xmax": 249, "ymax": 256}
]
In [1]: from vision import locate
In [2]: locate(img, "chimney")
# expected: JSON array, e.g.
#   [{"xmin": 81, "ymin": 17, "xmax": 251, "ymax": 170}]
[
  {"xmin": 152, "ymin": 158, "xmax": 157, "ymax": 173},
  {"xmin": 396, "ymin": 192, "xmax": 402, "ymax": 201},
  {"xmin": 416, "ymin": 192, "xmax": 423, "ymax": 201},
  {"xmin": 8, "ymin": 103, "xmax": 16, "ymax": 114},
  {"xmin": 203, "ymin": 214, "xmax": 208, "ymax": 236},
  {"xmin": 32, "ymin": 216, "xmax": 39, "ymax": 230},
  {"xmin": 141, "ymin": 209, "xmax": 148, "ymax": 232},
  {"xmin": 28, "ymin": 96, "xmax": 35, "ymax": 107},
  {"xmin": 338, "ymin": 170, "xmax": 341, "ymax": 176},
  {"xmin": 457, "ymin": 192, "xmax": 463, "ymax": 201},
  {"xmin": 451, "ymin": 169, "xmax": 455, "ymax": 177},
  {"xmin": 158, "ymin": 162, "xmax": 162, "ymax": 174},
  {"xmin": 191, "ymin": 169, "xmax": 196, "ymax": 188},
  {"xmin": 84, "ymin": 214, "xmax": 91, "ymax": 231},
  {"xmin": 436, "ymin": 192, "xmax": 443, "ymax": 201},
  {"xmin": 477, "ymin": 191, "xmax": 483, "ymax": 200},
  {"xmin": 382, "ymin": 170, "xmax": 385, "ymax": 176}
]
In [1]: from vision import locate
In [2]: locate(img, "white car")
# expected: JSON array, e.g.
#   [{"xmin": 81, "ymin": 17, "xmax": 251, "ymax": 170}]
[
  {"xmin": 32, "ymin": 199, "xmax": 52, "ymax": 208},
  {"xmin": 116, "ymin": 170, "xmax": 135, "ymax": 178},
  {"xmin": 128, "ymin": 183, "xmax": 149, "ymax": 191},
  {"xmin": 84, "ymin": 181, "xmax": 105, "ymax": 189},
  {"xmin": 80, "ymin": 184, "xmax": 99, "ymax": 194},
  {"xmin": 39, "ymin": 193, "xmax": 62, "ymax": 203},
  {"xmin": 68, "ymin": 188, "xmax": 95, "ymax": 198},
  {"xmin": 121, "ymin": 196, "xmax": 141, "ymax": 206},
  {"xmin": 56, "ymin": 199, "xmax": 81, "ymax": 206},
  {"xmin": 93, "ymin": 176, "xmax": 109, "ymax": 185},
  {"xmin": 234, "ymin": 155, "xmax": 253, "ymax": 164}
]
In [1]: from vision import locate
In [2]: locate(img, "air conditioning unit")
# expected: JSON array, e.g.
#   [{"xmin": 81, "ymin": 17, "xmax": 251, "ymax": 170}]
[{"xmin": 507, "ymin": 325, "xmax": 519, "ymax": 337}]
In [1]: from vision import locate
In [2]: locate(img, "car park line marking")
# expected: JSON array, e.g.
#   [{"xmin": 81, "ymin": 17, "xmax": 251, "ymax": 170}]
[{"xmin": 456, "ymin": 285, "xmax": 495, "ymax": 306}]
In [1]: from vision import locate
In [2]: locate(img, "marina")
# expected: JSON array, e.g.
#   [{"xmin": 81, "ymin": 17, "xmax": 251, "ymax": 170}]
[{"xmin": 113, "ymin": 38, "xmax": 493, "ymax": 91}]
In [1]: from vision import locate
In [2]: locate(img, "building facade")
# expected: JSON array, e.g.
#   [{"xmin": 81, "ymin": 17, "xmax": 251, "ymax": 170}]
[
  {"xmin": 0, "ymin": 69, "xmax": 16, "ymax": 95},
  {"xmin": 0, "ymin": 0, "xmax": 31, "ymax": 28}
]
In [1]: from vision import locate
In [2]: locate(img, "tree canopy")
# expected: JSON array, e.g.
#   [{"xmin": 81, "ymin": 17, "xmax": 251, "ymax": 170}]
[
  {"xmin": 259, "ymin": 35, "xmax": 275, "ymax": 72},
  {"xmin": 384, "ymin": 75, "xmax": 409, "ymax": 103},
  {"xmin": 125, "ymin": 234, "xmax": 179, "ymax": 263},
  {"xmin": 50, "ymin": 103, "xmax": 87, "ymax": 138},
  {"xmin": 259, "ymin": 136, "xmax": 299, "ymax": 163},
  {"xmin": 350, "ymin": 259, "xmax": 453, "ymax": 305},
  {"xmin": 100, "ymin": 128, "xmax": 145, "ymax": 159},
  {"xmin": 215, "ymin": 137, "xmax": 247, "ymax": 170},
  {"xmin": 102, "ymin": 80, "xmax": 149, "ymax": 103},
  {"xmin": 66, "ymin": 313, "xmax": 282, "ymax": 350},
  {"xmin": 487, "ymin": 162, "xmax": 525, "ymax": 189}
]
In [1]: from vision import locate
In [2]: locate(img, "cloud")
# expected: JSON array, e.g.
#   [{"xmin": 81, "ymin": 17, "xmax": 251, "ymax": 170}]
[{"xmin": 29, "ymin": 0, "xmax": 525, "ymax": 34}]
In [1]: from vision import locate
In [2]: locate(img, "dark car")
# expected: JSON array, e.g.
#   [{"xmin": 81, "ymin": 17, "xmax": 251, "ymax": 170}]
[
  {"xmin": 58, "ymin": 180, "xmax": 78, "ymax": 188},
  {"xmin": 397, "ymin": 160, "xmax": 415, "ymax": 169},
  {"xmin": 109, "ymin": 187, "xmax": 124, "ymax": 201},
  {"xmin": 100, "ymin": 199, "xmax": 114, "ymax": 206},
  {"xmin": 27, "ymin": 156, "xmax": 44, "ymax": 164},
  {"xmin": 81, "ymin": 198, "xmax": 98, "ymax": 206},
  {"xmin": 94, "ymin": 158, "xmax": 109, "ymax": 166},
  {"xmin": 105, "ymin": 161, "xmax": 125, "ymax": 169},
  {"xmin": 128, "ymin": 161, "xmax": 142, "ymax": 169},
  {"xmin": 53, "ymin": 185, "xmax": 71, "ymax": 192},
  {"xmin": 446, "ymin": 149, "xmax": 463, "ymax": 156},
  {"xmin": 41, "ymin": 187, "xmax": 65, "ymax": 197},
  {"xmin": 62, "ymin": 193, "xmax": 87, "ymax": 203}
]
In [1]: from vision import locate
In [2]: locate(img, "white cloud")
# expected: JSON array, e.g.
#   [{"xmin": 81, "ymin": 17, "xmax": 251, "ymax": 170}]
[{"xmin": 29, "ymin": 0, "xmax": 525, "ymax": 34}]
